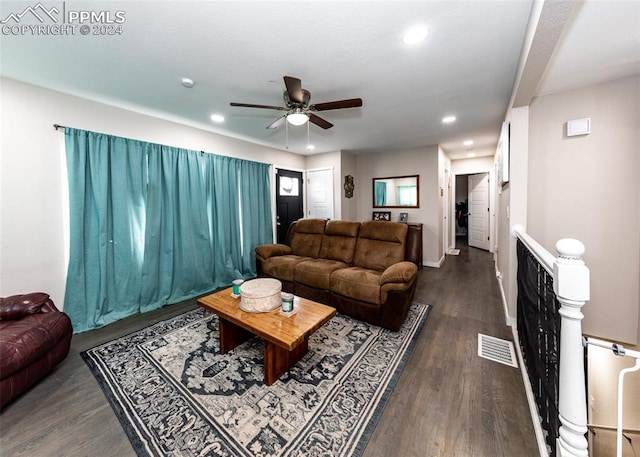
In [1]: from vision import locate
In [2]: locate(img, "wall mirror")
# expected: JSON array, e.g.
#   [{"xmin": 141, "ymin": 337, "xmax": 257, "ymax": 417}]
[{"xmin": 372, "ymin": 175, "xmax": 419, "ymax": 208}]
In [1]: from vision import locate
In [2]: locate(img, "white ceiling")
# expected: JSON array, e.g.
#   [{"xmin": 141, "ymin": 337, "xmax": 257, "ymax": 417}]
[{"xmin": 1, "ymin": 1, "xmax": 638, "ymax": 160}]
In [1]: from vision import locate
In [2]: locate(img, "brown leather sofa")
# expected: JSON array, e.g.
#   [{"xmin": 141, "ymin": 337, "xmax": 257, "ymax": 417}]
[
  {"xmin": 0, "ymin": 292, "xmax": 73, "ymax": 408},
  {"xmin": 255, "ymin": 219, "xmax": 420, "ymax": 331}
]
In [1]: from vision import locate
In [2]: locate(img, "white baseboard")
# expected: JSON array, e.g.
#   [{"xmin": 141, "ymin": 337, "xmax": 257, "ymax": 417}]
[
  {"xmin": 423, "ymin": 255, "xmax": 445, "ymax": 268},
  {"xmin": 495, "ymin": 267, "xmax": 516, "ymax": 327}
]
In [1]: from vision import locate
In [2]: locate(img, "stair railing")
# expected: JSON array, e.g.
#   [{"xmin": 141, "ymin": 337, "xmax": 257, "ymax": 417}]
[{"xmin": 512, "ymin": 224, "xmax": 590, "ymax": 457}]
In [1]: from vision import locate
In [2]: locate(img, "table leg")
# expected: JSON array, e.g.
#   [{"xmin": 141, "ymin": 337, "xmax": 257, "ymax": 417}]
[
  {"xmin": 218, "ymin": 317, "xmax": 253, "ymax": 354},
  {"xmin": 263, "ymin": 338, "xmax": 309, "ymax": 385}
]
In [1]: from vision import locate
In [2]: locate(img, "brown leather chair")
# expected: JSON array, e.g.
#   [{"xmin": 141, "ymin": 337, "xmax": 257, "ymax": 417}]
[{"xmin": 0, "ymin": 292, "xmax": 72, "ymax": 408}]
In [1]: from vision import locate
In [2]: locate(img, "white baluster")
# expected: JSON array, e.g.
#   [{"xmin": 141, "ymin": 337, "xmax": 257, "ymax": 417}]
[{"xmin": 554, "ymin": 238, "xmax": 590, "ymax": 457}]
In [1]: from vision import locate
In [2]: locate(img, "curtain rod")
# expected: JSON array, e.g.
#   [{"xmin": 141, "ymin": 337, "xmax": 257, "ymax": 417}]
[{"xmin": 52, "ymin": 126, "xmax": 273, "ymax": 167}]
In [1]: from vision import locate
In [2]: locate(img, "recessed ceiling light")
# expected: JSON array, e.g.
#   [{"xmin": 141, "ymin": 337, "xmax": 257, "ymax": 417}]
[
  {"xmin": 181, "ymin": 78, "xmax": 194, "ymax": 88},
  {"xmin": 463, "ymin": 140, "xmax": 474, "ymax": 146},
  {"xmin": 306, "ymin": 145, "xmax": 315, "ymax": 152},
  {"xmin": 442, "ymin": 115, "xmax": 456, "ymax": 124},
  {"xmin": 210, "ymin": 114, "xmax": 224, "ymax": 123},
  {"xmin": 466, "ymin": 152, "xmax": 477, "ymax": 158},
  {"xmin": 402, "ymin": 26, "xmax": 429, "ymax": 45}
]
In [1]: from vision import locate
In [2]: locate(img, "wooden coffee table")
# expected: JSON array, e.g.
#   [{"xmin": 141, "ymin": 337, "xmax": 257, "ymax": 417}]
[{"xmin": 197, "ymin": 287, "xmax": 336, "ymax": 385}]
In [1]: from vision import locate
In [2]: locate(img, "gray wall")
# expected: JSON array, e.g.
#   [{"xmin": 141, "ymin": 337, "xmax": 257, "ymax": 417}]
[
  {"xmin": 355, "ymin": 146, "xmax": 443, "ymax": 267},
  {"xmin": 340, "ymin": 151, "xmax": 358, "ymax": 221}
]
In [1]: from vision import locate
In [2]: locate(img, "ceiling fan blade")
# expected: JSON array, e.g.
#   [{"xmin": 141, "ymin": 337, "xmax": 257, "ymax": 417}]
[
  {"xmin": 311, "ymin": 98, "xmax": 363, "ymax": 111},
  {"xmin": 308, "ymin": 113, "xmax": 333, "ymax": 129},
  {"xmin": 284, "ymin": 76, "xmax": 304, "ymax": 104},
  {"xmin": 266, "ymin": 115, "xmax": 286, "ymax": 130},
  {"xmin": 230, "ymin": 102, "xmax": 287, "ymax": 111}
]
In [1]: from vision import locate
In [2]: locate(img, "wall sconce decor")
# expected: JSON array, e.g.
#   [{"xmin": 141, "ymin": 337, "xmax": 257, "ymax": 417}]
[{"xmin": 344, "ymin": 175, "xmax": 354, "ymax": 198}]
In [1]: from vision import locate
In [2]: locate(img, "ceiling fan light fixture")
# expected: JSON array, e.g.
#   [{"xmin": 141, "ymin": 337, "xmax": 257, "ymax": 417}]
[{"xmin": 287, "ymin": 112, "xmax": 309, "ymax": 126}]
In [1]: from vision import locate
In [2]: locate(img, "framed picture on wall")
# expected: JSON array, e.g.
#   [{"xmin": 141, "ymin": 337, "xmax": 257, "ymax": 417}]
[
  {"xmin": 372, "ymin": 211, "xmax": 391, "ymax": 221},
  {"xmin": 399, "ymin": 212, "xmax": 408, "ymax": 223},
  {"xmin": 497, "ymin": 121, "xmax": 510, "ymax": 185}
]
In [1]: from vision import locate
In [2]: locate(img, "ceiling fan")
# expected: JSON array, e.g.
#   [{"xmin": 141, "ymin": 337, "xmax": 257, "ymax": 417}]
[{"xmin": 230, "ymin": 76, "xmax": 363, "ymax": 130}]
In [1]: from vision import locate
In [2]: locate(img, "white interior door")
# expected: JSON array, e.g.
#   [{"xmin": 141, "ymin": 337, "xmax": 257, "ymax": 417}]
[
  {"xmin": 307, "ymin": 168, "xmax": 334, "ymax": 219},
  {"xmin": 468, "ymin": 173, "xmax": 490, "ymax": 250},
  {"xmin": 443, "ymin": 169, "xmax": 449, "ymax": 254}
]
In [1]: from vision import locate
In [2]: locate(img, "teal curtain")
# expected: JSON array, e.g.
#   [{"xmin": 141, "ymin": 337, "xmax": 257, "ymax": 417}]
[
  {"xmin": 203, "ymin": 154, "xmax": 273, "ymax": 285},
  {"xmin": 64, "ymin": 128, "xmax": 272, "ymax": 333},
  {"xmin": 140, "ymin": 147, "xmax": 213, "ymax": 311},
  {"xmin": 238, "ymin": 158, "xmax": 273, "ymax": 276},
  {"xmin": 64, "ymin": 129, "xmax": 149, "ymax": 331},
  {"xmin": 375, "ymin": 181, "xmax": 387, "ymax": 206},
  {"xmin": 206, "ymin": 154, "xmax": 243, "ymax": 287}
]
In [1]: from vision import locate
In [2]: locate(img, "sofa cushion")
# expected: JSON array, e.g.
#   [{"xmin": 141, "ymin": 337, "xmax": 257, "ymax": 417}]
[
  {"xmin": 255, "ymin": 243, "xmax": 291, "ymax": 261},
  {"xmin": 380, "ymin": 262, "xmax": 418, "ymax": 284},
  {"xmin": 331, "ymin": 267, "xmax": 383, "ymax": 305},
  {"xmin": 353, "ymin": 221, "xmax": 408, "ymax": 271},
  {"xmin": 295, "ymin": 259, "xmax": 349, "ymax": 289},
  {"xmin": 261, "ymin": 255, "xmax": 310, "ymax": 283},
  {"xmin": 0, "ymin": 292, "xmax": 51, "ymax": 321},
  {"xmin": 318, "ymin": 220, "xmax": 360, "ymax": 264},
  {"xmin": 0, "ymin": 312, "xmax": 72, "ymax": 379},
  {"xmin": 290, "ymin": 219, "xmax": 327, "ymax": 258}
]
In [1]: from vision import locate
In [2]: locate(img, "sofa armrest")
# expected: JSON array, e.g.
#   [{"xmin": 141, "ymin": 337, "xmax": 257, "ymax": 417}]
[
  {"xmin": 380, "ymin": 261, "xmax": 418, "ymax": 285},
  {"xmin": 0, "ymin": 292, "xmax": 57, "ymax": 321},
  {"xmin": 255, "ymin": 244, "xmax": 292, "ymax": 260}
]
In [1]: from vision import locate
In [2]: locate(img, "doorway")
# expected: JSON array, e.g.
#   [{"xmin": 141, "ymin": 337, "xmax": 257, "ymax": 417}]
[
  {"xmin": 275, "ymin": 169, "xmax": 304, "ymax": 244},
  {"xmin": 307, "ymin": 168, "xmax": 334, "ymax": 220},
  {"xmin": 453, "ymin": 172, "xmax": 490, "ymax": 251},
  {"xmin": 468, "ymin": 173, "xmax": 490, "ymax": 250}
]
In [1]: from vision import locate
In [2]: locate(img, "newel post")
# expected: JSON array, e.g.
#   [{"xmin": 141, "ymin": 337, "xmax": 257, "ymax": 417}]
[{"xmin": 554, "ymin": 239, "xmax": 590, "ymax": 457}]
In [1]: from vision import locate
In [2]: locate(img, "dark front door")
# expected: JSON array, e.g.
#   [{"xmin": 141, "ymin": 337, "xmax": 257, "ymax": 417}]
[{"xmin": 275, "ymin": 169, "xmax": 304, "ymax": 244}]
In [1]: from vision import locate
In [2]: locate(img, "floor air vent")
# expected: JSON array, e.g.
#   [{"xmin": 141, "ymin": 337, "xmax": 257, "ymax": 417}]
[{"xmin": 477, "ymin": 334, "xmax": 518, "ymax": 368}]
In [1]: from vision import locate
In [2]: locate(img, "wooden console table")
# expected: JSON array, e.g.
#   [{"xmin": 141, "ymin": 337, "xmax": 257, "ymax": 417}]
[{"xmin": 407, "ymin": 222, "xmax": 423, "ymax": 268}]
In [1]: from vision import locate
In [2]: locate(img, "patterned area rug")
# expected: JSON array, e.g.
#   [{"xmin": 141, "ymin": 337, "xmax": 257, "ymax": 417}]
[{"xmin": 82, "ymin": 302, "xmax": 431, "ymax": 457}]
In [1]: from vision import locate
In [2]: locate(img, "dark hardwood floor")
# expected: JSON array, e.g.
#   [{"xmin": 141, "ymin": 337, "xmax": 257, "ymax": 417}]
[
  {"xmin": 0, "ymin": 239, "xmax": 538, "ymax": 456},
  {"xmin": 362, "ymin": 239, "xmax": 538, "ymax": 457}
]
